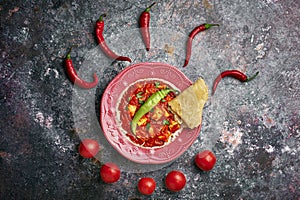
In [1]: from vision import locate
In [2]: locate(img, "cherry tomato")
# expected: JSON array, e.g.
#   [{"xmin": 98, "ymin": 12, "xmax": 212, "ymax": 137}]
[
  {"xmin": 100, "ymin": 162, "xmax": 121, "ymax": 183},
  {"xmin": 194, "ymin": 150, "xmax": 216, "ymax": 171},
  {"xmin": 78, "ymin": 139, "xmax": 100, "ymax": 158},
  {"xmin": 137, "ymin": 177, "xmax": 156, "ymax": 195},
  {"xmin": 165, "ymin": 170, "xmax": 186, "ymax": 192}
]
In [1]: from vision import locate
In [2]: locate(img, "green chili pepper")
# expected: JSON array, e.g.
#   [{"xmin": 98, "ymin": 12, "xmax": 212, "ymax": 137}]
[
  {"xmin": 131, "ymin": 88, "xmax": 172, "ymax": 135},
  {"xmin": 136, "ymin": 92, "xmax": 143, "ymax": 99},
  {"xmin": 155, "ymin": 82, "xmax": 160, "ymax": 88}
]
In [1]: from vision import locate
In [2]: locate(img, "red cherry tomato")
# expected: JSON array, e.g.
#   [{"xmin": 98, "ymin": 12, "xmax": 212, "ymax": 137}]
[
  {"xmin": 138, "ymin": 177, "xmax": 156, "ymax": 195},
  {"xmin": 194, "ymin": 150, "xmax": 216, "ymax": 171},
  {"xmin": 165, "ymin": 170, "xmax": 186, "ymax": 192},
  {"xmin": 78, "ymin": 139, "xmax": 100, "ymax": 158},
  {"xmin": 100, "ymin": 162, "xmax": 121, "ymax": 183}
]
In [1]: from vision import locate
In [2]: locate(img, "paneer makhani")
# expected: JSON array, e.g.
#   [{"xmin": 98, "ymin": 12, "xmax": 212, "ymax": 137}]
[{"xmin": 117, "ymin": 79, "xmax": 180, "ymax": 148}]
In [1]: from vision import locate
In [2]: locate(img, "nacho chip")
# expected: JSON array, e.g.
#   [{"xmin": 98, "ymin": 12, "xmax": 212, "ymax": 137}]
[{"xmin": 168, "ymin": 78, "xmax": 208, "ymax": 129}]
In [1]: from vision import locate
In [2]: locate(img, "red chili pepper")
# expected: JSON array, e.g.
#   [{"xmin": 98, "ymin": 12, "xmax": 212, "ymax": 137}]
[
  {"xmin": 65, "ymin": 48, "xmax": 99, "ymax": 89},
  {"xmin": 183, "ymin": 23, "xmax": 219, "ymax": 67},
  {"xmin": 139, "ymin": 2, "xmax": 156, "ymax": 51},
  {"xmin": 95, "ymin": 14, "xmax": 131, "ymax": 62},
  {"xmin": 212, "ymin": 70, "xmax": 259, "ymax": 95}
]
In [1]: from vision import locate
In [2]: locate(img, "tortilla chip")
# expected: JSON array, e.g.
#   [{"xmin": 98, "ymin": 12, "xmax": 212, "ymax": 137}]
[{"xmin": 168, "ymin": 78, "xmax": 208, "ymax": 129}]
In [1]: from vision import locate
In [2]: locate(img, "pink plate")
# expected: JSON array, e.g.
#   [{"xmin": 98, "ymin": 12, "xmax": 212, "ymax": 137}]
[{"xmin": 100, "ymin": 62, "xmax": 201, "ymax": 164}]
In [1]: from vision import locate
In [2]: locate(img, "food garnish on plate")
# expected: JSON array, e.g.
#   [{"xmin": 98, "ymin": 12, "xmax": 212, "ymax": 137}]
[
  {"xmin": 124, "ymin": 78, "xmax": 208, "ymax": 148},
  {"xmin": 168, "ymin": 78, "xmax": 208, "ymax": 129},
  {"xmin": 119, "ymin": 80, "xmax": 181, "ymax": 148}
]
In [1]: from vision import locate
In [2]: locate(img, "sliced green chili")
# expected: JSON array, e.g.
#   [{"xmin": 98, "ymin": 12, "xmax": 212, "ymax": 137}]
[
  {"xmin": 163, "ymin": 120, "xmax": 170, "ymax": 125},
  {"xmin": 155, "ymin": 82, "xmax": 160, "ymax": 88},
  {"xmin": 136, "ymin": 92, "xmax": 143, "ymax": 99},
  {"xmin": 146, "ymin": 123, "xmax": 151, "ymax": 131}
]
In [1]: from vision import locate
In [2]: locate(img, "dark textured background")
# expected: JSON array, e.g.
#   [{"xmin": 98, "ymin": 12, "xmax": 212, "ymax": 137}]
[{"xmin": 0, "ymin": 0, "xmax": 299, "ymax": 199}]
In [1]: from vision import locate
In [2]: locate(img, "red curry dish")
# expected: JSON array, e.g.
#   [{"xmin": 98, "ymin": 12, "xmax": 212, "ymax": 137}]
[{"xmin": 117, "ymin": 79, "xmax": 181, "ymax": 148}]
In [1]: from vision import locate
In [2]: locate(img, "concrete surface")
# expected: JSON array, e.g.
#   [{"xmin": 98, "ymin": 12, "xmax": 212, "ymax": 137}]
[{"xmin": 0, "ymin": 0, "xmax": 299, "ymax": 199}]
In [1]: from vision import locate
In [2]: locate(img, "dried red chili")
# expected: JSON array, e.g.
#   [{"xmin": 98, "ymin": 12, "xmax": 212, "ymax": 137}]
[
  {"xmin": 183, "ymin": 23, "xmax": 219, "ymax": 67},
  {"xmin": 65, "ymin": 48, "xmax": 99, "ymax": 89},
  {"xmin": 139, "ymin": 2, "xmax": 156, "ymax": 51},
  {"xmin": 95, "ymin": 14, "xmax": 131, "ymax": 62},
  {"xmin": 212, "ymin": 70, "xmax": 259, "ymax": 95}
]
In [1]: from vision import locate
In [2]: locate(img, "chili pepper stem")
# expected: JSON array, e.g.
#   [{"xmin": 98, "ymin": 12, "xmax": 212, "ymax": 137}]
[
  {"xmin": 204, "ymin": 23, "xmax": 219, "ymax": 29},
  {"xmin": 66, "ymin": 45, "xmax": 80, "ymax": 59},
  {"xmin": 145, "ymin": 2, "xmax": 156, "ymax": 12},
  {"xmin": 246, "ymin": 71, "xmax": 259, "ymax": 82},
  {"xmin": 66, "ymin": 44, "xmax": 78, "ymax": 59},
  {"xmin": 66, "ymin": 48, "xmax": 72, "ymax": 59},
  {"xmin": 99, "ymin": 13, "xmax": 107, "ymax": 22},
  {"xmin": 66, "ymin": 47, "xmax": 73, "ymax": 59}
]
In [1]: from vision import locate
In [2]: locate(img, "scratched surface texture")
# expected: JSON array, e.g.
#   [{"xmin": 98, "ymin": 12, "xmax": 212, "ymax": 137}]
[{"xmin": 0, "ymin": 0, "xmax": 299, "ymax": 199}]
